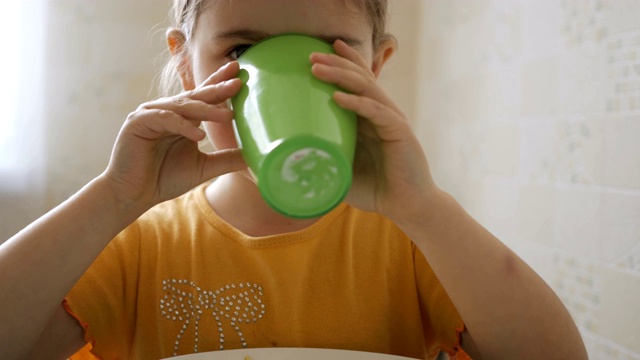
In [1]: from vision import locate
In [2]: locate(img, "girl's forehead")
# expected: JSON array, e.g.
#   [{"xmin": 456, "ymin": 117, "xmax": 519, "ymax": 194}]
[{"xmin": 196, "ymin": 0, "xmax": 372, "ymax": 43}]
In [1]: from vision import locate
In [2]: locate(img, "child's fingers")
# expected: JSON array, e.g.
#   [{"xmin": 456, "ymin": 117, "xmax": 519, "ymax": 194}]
[
  {"xmin": 190, "ymin": 78, "xmax": 243, "ymax": 105},
  {"xmin": 144, "ymin": 85, "xmax": 238, "ymax": 124},
  {"xmin": 312, "ymin": 62, "xmax": 402, "ymax": 116},
  {"xmin": 169, "ymin": 77, "xmax": 242, "ymax": 108},
  {"xmin": 197, "ymin": 61, "xmax": 240, "ymax": 89},
  {"xmin": 310, "ymin": 44, "xmax": 404, "ymax": 117},
  {"xmin": 127, "ymin": 73, "xmax": 240, "ymax": 145},
  {"xmin": 333, "ymin": 39, "xmax": 370, "ymax": 70},
  {"xmin": 310, "ymin": 52, "xmax": 374, "ymax": 80},
  {"xmin": 333, "ymin": 91, "xmax": 407, "ymax": 142},
  {"xmin": 311, "ymin": 62, "xmax": 372, "ymax": 96},
  {"xmin": 153, "ymin": 61, "xmax": 240, "ymax": 112},
  {"xmin": 127, "ymin": 108, "xmax": 209, "ymax": 142}
]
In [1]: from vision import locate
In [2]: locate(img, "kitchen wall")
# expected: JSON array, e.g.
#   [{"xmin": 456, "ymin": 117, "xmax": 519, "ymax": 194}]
[
  {"xmin": 41, "ymin": 0, "xmax": 172, "ymax": 206},
  {"xmin": 416, "ymin": 0, "xmax": 640, "ymax": 358}
]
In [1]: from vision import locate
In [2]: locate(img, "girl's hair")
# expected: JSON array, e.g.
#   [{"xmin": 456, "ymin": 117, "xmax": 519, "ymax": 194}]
[{"xmin": 158, "ymin": 0, "xmax": 391, "ymax": 96}]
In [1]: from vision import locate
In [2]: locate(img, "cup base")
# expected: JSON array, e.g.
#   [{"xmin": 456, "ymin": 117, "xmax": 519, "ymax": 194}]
[{"xmin": 259, "ymin": 136, "xmax": 352, "ymax": 218}]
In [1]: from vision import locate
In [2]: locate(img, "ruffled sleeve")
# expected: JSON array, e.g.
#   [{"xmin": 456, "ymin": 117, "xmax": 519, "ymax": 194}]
[{"xmin": 65, "ymin": 222, "xmax": 142, "ymax": 360}]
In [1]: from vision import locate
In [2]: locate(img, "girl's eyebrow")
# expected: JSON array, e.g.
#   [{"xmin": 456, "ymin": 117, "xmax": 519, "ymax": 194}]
[
  {"xmin": 213, "ymin": 29, "xmax": 363, "ymax": 48},
  {"xmin": 213, "ymin": 29, "xmax": 271, "ymax": 42}
]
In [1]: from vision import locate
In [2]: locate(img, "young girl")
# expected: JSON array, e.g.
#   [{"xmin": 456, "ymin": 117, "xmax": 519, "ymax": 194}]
[{"xmin": 0, "ymin": 1, "xmax": 587, "ymax": 359}]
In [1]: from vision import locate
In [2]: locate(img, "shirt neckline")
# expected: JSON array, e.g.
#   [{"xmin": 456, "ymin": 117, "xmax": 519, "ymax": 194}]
[{"xmin": 193, "ymin": 182, "xmax": 349, "ymax": 248}]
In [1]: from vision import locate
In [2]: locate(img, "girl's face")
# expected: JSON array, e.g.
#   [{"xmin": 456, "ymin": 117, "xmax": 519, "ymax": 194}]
[{"xmin": 184, "ymin": 0, "xmax": 380, "ymax": 151}]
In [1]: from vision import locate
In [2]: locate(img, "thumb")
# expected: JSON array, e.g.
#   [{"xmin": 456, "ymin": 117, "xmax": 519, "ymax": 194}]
[{"xmin": 200, "ymin": 148, "xmax": 247, "ymax": 181}]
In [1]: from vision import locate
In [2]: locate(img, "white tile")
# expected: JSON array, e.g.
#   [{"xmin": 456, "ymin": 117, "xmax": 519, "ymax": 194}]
[
  {"xmin": 515, "ymin": 185, "xmax": 556, "ymax": 246},
  {"xmin": 519, "ymin": 118, "xmax": 559, "ymax": 183},
  {"xmin": 604, "ymin": 1, "xmax": 640, "ymax": 35},
  {"xmin": 583, "ymin": 331, "xmax": 640, "ymax": 360},
  {"xmin": 555, "ymin": 117, "xmax": 606, "ymax": 185},
  {"xmin": 521, "ymin": 0, "xmax": 564, "ymax": 61},
  {"xmin": 596, "ymin": 267, "xmax": 640, "ymax": 353},
  {"xmin": 549, "ymin": 253, "xmax": 602, "ymax": 335},
  {"xmin": 557, "ymin": 46, "xmax": 608, "ymax": 114},
  {"xmin": 442, "ymin": 3, "xmax": 495, "ymax": 79},
  {"xmin": 480, "ymin": 123, "xmax": 521, "ymax": 177},
  {"xmin": 477, "ymin": 177, "xmax": 521, "ymax": 241},
  {"xmin": 602, "ymin": 29, "xmax": 640, "ymax": 115},
  {"xmin": 552, "ymin": 187, "xmax": 603, "ymax": 258},
  {"xmin": 600, "ymin": 192, "xmax": 640, "ymax": 263},
  {"xmin": 521, "ymin": 57, "xmax": 559, "ymax": 116},
  {"xmin": 615, "ymin": 242, "xmax": 640, "ymax": 276},
  {"xmin": 602, "ymin": 116, "xmax": 640, "ymax": 189}
]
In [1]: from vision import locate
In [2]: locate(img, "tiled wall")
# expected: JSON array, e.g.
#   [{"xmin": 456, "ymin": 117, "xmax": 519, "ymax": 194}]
[{"xmin": 416, "ymin": 0, "xmax": 640, "ymax": 358}]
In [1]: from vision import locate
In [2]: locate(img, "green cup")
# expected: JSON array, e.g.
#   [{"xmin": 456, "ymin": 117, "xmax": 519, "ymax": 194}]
[{"xmin": 231, "ymin": 34, "xmax": 357, "ymax": 219}]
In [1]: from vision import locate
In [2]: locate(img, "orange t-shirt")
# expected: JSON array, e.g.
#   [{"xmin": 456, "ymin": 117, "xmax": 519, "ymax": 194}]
[{"xmin": 66, "ymin": 182, "xmax": 468, "ymax": 359}]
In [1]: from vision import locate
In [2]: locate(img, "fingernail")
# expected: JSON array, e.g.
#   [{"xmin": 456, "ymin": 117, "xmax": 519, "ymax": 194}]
[
  {"xmin": 312, "ymin": 63, "xmax": 329, "ymax": 71},
  {"xmin": 335, "ymin": 39, "xmax": 348, "ymax": 46},
  {"xmin": 334, "ymin": 91, "xmax": 350, "ymax": 99},
  {"xmin": 218, "ymin": 62, "xmax": 233, "ymax": 72}
]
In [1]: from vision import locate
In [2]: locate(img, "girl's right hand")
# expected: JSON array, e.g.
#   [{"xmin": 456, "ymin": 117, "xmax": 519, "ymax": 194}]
[{"xmin": 102, "ymin": 61, "xmax": 246, "ymax": 211}]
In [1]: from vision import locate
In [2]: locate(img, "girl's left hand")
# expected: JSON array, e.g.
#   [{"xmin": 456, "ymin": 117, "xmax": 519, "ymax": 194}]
[{"xmin": 310, "ymin": 40, "xmax": 439, "ymax": 224}]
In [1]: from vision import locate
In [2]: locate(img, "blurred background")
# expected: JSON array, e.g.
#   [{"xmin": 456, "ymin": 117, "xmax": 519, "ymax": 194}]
[{"xmin": 1, "ymin": 0, "xmax": 638, "ymax": 358}]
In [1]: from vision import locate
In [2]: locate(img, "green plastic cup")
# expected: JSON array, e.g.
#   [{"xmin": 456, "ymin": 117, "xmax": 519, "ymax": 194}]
[{"xmin": 231, "ymin": 34, "xmax": 357, "ymax": 218}]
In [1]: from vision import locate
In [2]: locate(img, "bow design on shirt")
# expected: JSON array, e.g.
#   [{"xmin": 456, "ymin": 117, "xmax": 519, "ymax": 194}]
[{"xmin": 160, "ymin": 279, "xmax": 267, "ymax": 356}]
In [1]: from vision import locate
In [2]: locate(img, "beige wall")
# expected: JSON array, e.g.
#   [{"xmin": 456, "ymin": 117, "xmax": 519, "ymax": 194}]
[
  {"xmin": 417, "ymin": 1, "xmax": 640, "ymax": 358},
  {"xmin": 379, "ymin": 0, "xmax": 423, "ymax": 126},
  {"xmin": 41, "ymin": 0, "xmax": 172, "ymax": 205}
]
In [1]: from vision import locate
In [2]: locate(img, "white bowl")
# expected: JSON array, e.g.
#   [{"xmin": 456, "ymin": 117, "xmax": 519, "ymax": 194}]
[{"xmin": 165, "ymin": 348, "xmax": 419, "ymax": 360}]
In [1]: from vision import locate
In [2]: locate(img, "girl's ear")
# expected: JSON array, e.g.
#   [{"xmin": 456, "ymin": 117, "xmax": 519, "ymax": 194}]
[
  {"xmin": 166, "ymin": 28, "xmax": 196, "ymax": 90},
  {"xmin": 371, "ymin": 37, "xmax": 397, "ymax": 78}
]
